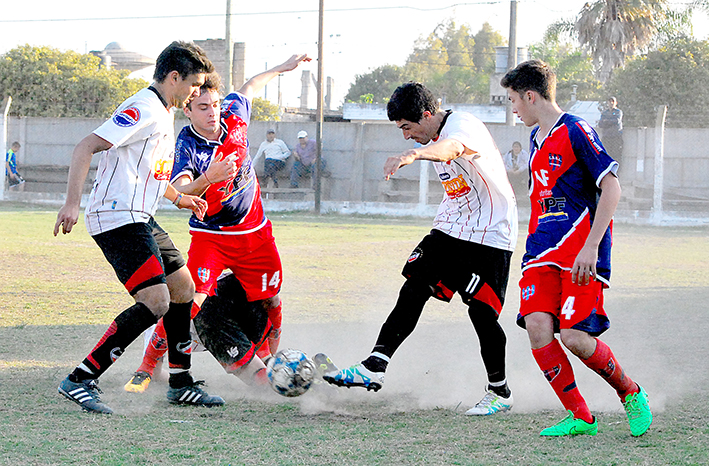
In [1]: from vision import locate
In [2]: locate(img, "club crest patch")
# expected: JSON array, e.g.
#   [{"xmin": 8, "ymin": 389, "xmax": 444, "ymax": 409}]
[
  {"xmin": 548, "ymin": 153, "xmax": 563, "ymax": 171},
  {"xmin": 543, "ymin": 364, "xmax": 561, "ymax": 383},
  {"xmin": 407, "ymin": 248, "xmax": 422, "ymax": 263},
  {"xmin": 198, "ymin": 267, "xmax": 210, "ymax": 283},
  {"xmin": 521, "ymin": 285, "xmax": 536, "ymax": 301},
  {"xmin": 113, "ymin": 106, "xmax": 141, "ymax": 127}
]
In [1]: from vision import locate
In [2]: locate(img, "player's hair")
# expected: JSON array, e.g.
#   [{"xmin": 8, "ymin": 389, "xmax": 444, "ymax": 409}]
[
  {"xmin": 11, "ymin": 141, "xmax": 20, "ymax": 150},
  {"xmin": 500, "ymin": 59, "xmax": 556, "ymax": 102},
  {"xmin": 153, "ymin": 41, "xmax": 214, "ymax": 82},
  {"xmin": 387, "ymin": 82, "xmax": 439, "ymax": 122},
  {"xmin": 266, "ymin": 129, "xmax": 276, "ymax": 134},
  {"xmin": 185, "ymin": 72, "xmax": 222, "ymax": 110}
]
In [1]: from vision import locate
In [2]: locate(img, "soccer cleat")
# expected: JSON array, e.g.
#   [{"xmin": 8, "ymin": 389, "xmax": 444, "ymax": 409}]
[
  {"xmin": 623, "ymin": 386, "xmax": 652, "ymax": 437},
  {"xmin": 58, "ymin": 376, "xmax": 113, "ymax": 414},
  {"xmin": 540, "ymin": 410, "xmax": 598, "ymax": 436},
  {"xmin": 465, "ymin": 388, "xmax": 514, "ymax": 416},
  {"xmin": 323, "ymin": 363, "xmax": 384, "ymax": 392},
  {"xmin": 167, "ymin": 381, "xmax": 225, "ymax": 407},
  {"xmin": 124, "ymin": 371, "xmax": 152, "ymax": 393},
  {"xmin": 313, "ymin": 353, "xmax": 338, "ymax": 379}
]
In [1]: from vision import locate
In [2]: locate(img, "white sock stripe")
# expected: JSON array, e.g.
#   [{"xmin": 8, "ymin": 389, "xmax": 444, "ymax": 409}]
[
  {"xmin": 488, "ymin": 379, "xmax": 507, "ymax": 387},
  {"xmin": 77, "ymin": 363, "xmax": 95, "ymax": 375},
  {"xmin": 370, "ymin": 352, "xmax": 390, "ymax": 363}
]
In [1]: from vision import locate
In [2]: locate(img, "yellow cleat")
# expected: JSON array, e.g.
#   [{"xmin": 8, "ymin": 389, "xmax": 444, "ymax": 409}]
[{"xmin": 124, "ymin": 371, "xmax": 151, "ymax": 393}]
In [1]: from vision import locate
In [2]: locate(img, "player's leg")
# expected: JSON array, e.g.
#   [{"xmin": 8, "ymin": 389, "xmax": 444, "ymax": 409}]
[
  {"xmin": 459, "ymin": 243, "xmax": 513, "ymax": 415},
  {"xmin": 59, "ymin": 222, "xmax": 167, "ymax": 414},
  {"xmin": 558, "ymin": 281, "xmax": 651, "ymax": 436},
  {"xmin": 465, "ymin": 301, "xmax": 513, "ymax": 415},
  {"xmin": 519, "ymin": 267, "xmax": 596, "ymax": 436},
  {"xmin": 155, "ymin": 222, "xmax": 224, "ymax": 407}
]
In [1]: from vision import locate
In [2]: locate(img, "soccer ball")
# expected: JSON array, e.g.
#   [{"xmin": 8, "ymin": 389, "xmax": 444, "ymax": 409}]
[{"xmin": 266, "ymin": 349, "xmax": 316, "ymax": 397}]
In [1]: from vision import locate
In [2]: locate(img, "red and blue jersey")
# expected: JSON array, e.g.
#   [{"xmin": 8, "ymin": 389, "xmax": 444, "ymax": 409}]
[
  {"xmin": 172, "ymin": 92, "xmax": 266, "ymax": 234},
  {"xmin": 523, "ymin": 113, "xmax": 619, "ymax": 285}
]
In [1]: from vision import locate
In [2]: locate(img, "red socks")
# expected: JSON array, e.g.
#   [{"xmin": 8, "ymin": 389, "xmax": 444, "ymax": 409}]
[
  {"xmin": 532, "ymin": 339, "xmax": 594, "ymax": 423},
  {"xmin": 581, "ymin": 338, "xmax": 639, "ymax": 400}
]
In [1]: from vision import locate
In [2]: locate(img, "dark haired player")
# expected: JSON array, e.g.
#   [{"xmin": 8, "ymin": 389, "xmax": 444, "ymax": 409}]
[
  {"xmin": 324, "ymin": 82, "xmax": 519, "ymax": 416},
  {"xmin": 501, "ymin": 59, "xmax": 652, "ymax": 437},
  {"xmin": 124, "ymin": 55, "xmax": 310, "ymax": 392},
  {"xmin": 54, "ymin": 41, "xmax": 223, "ymax": 414}
]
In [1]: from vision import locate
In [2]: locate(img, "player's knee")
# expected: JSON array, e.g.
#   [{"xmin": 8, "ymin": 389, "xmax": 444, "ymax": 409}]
[
  {"xmin": 262, "ymin": 295, "xmax": 281, "ymax": 310},
  {"xmin": 400, "ymin": 277, "xmax": 434, "ymax": 302},
  {"xmin": 134, "ymin": 285, "xmax": 171, "ymax": 318},
  {"xmin": 559, "ymin": 329, "xmax": 595, "ymax": 357}
]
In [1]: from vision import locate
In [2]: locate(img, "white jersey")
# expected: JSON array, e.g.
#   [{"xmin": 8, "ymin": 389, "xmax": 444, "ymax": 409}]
[
  {"xmin": 85, "ymin": 88, "xmax": 175, "ymax": 235},
  {"xmin": 430, "ymin": 111, "xmax": 518, "ymax": 252}
]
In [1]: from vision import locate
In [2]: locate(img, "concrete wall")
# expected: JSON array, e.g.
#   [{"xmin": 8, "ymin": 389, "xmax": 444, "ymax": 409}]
[{"xmin": 6, "ymin": 116, "xmax": 709, "ymax": 204}]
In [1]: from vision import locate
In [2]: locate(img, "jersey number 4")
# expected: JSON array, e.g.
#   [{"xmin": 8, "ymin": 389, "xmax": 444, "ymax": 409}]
[
  {"xmin": 261, "ymin": 271, "xmax": 281, "ymax": 292},
  {"xmin": 561, "ymin": 296, "xmax": 575, "ymax": 320}
]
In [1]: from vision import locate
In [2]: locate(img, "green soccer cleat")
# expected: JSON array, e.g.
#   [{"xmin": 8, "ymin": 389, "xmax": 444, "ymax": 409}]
[
  {"xmin": 540, "ymin": 410, "xmax": 598, "ymax": 437},
  {"xmin": 623, "ymin": 386, "xmax": 652, "ymax": 437}
]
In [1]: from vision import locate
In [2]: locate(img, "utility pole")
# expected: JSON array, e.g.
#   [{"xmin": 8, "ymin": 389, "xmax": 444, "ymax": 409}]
[
  {"xmin": 225, "ymin": 0, "xmax": 234, "ymax": 94},
  {"xmin": 505, "ymin": 0, "xmax": 518, "ymax": 126},
  {"xmin": 314, "ymin": 0, "xmax": 325, "ymax": 213}
]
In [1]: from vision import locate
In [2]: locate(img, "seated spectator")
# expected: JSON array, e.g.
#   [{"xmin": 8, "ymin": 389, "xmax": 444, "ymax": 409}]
[
  {"xmin": 503, "ymin": 141, "xmax": 529, "ymax": 195},
  {"xmin": 254, "ymin": 129, "xmax": 290, "ymax": 188},
  {"xmin": 290, "ymin": 130, "xmax": 326, "ymax": 188}
]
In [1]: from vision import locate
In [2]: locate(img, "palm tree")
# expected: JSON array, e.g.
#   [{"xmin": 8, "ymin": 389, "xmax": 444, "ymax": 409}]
[{"xmin": 574, "ymin": 0, "xmax": 669, "ymax": 82}]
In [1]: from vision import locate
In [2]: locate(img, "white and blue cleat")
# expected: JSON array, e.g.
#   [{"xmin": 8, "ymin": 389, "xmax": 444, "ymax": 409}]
[{"xmin": 323, "ymin": 363, "xmax": 384, "ymax": 392}]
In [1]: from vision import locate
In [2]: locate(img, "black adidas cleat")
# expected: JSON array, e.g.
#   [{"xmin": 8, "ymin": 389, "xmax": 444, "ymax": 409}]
[
  {"xmin": 58, "ymin": 376, "xmax": 113, "ymax": 414},
  {"xmin": 167, "ymin": 381, "xmax": 225, "ymax": 407}
]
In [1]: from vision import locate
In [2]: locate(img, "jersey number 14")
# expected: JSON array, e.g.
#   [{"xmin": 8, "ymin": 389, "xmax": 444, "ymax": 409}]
[{"xmin": 261, "ymin": 271, "xmax": 281, "ymax": 292}]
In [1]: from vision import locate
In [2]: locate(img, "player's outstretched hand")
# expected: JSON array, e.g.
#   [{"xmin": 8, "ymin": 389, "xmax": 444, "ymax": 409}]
[
  {"xmin": 571, "ymin": 245, "xmax": 598, "ymax": 285},
  {"xmin": 205, "ymin": 154, "xmax": 237, "ymax": 184},
  {"xmin": 178, "ymin": 194, "xmax": 208, "ymax": 221},
  {"xmin": 276, "ymin": 54, "xmax": 311, "ymax": 73},
  {"xmin": 54, "ymin": 203, "xmax": 80, "ymax": 236}
]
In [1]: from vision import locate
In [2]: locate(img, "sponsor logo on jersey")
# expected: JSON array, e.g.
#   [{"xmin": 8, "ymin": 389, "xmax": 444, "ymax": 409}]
[
  {"xmin": 442, "ymin": 174, "xmax": 472, "ymax": 199},
  {"xmin": 198, "ymin": 267, "xmax": 210, "ymax": 283},
  {"xmin": 522, "ymin": 284, "xmax": 535, "ymax": 301},
  {"xmin": 154, "ymin": 158, "xmax": 173, "ymax": 181},
  {"xmin": 407, "ymin": 248, "xmax": 422, "ymax": 263},
  {"xmin": 439, "ymin": 172, "xmax": 451, "ymax": 181},
  {"xmin": 113, "ymin": 106, "xmax": 141, "ymax": 127},
  {"xmin": 543, "ymin": 364, "xmax": 561, "ymax": 383},
  {"xmin": 548, "ymin": 153, "xmax": 563, "ymax": 171},
  {"xmin": 538, "ymin": 196, "xmax": 569, "ymax": 223}
]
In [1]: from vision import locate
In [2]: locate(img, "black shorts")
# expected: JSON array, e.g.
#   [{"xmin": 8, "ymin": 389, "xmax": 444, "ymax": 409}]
[
  {"xmin": 402, "ymin": 229, "xmax": 512, "ymax": 315},
  {"xmin": 193, "ymin": 274, "xmax": 270, "ymax": 373},
  {"xmin": 92, "ymin": 218, "xmax": 186, "ymax": 295}
]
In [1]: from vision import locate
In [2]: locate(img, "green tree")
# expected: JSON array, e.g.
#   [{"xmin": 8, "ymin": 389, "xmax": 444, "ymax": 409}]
[
  {"xmin": 251, "ymin": 97, "xmax": 281, "ymax": 121},
  {"xmin": 0, "ymin": 45, "xmax": 147, "ymax": 118},
  {"xmin": 604, "ymin": 38, "xmax": 709, "ymax": 127},
  {"xmin": 344, "ymin": 64, "xmax": 404, "ymax": 104},
  {"xmin": 472, "ymin": 22, "xmax": 506, "ymax": 73},
  {"xmin": 530, "ymin": 32, "xmax": 603, "ymax": 103}
]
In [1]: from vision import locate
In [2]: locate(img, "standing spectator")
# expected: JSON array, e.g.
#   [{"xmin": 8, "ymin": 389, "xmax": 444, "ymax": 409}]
[
  {"xmin": 598, "ymin": 97, "xmax": 623, "ymax": 163},
  {"xmin": 254, "ymin": 129, "xmax": 290, "ymax": 188},
  {"xmin": 324, "ymin": 82, "xmax": 518, "ymax": 417},
  {"xmin": 503, "ymin": 141, "xmax": 529, "ymax": 195},
  {"xmin": 6, "ymin": 142, "xmax": 25, "ymax": 191},
  {"xmin": 501, "ymin": 60, "xmax": 651, "ymax": 437},
  {"xmin": 290, "ymin": 130, "xmax": 325, "ymax": 188}
]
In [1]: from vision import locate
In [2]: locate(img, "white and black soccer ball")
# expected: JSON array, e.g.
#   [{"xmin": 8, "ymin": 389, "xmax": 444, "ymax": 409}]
[{"xmin": 266, "ymin": 349, "xmax": 316, "ymax": 397}]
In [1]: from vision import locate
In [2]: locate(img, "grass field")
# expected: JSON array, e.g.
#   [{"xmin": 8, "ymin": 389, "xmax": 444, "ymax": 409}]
[{"xmin": 1, "ymin": 204, "xmax": 708, "ymax": 465}]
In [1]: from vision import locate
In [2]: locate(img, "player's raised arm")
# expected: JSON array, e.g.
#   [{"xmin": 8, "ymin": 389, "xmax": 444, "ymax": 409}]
[
  {"xmin": 238, "ymin": 54, "xmax": 311, "ymax": 100},
  {"xmin": 54, "ymin": 134, "xmax": 112, "ymax": 236}
]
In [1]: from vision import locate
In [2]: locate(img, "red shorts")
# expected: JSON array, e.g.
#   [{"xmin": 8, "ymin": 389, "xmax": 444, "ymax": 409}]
[
  {"xmin": 187, "ymin": 221, "xmax": 283, "ymax": 302},
  {"xmin": 517, "ymin": 265, "xmax": 610, "ymax": 336}
]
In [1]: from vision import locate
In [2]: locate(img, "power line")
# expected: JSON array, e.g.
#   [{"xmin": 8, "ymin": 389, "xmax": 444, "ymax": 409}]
[{"xmin": 0, "ymin": 3, "xmax": 503, "ymax": 24}]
